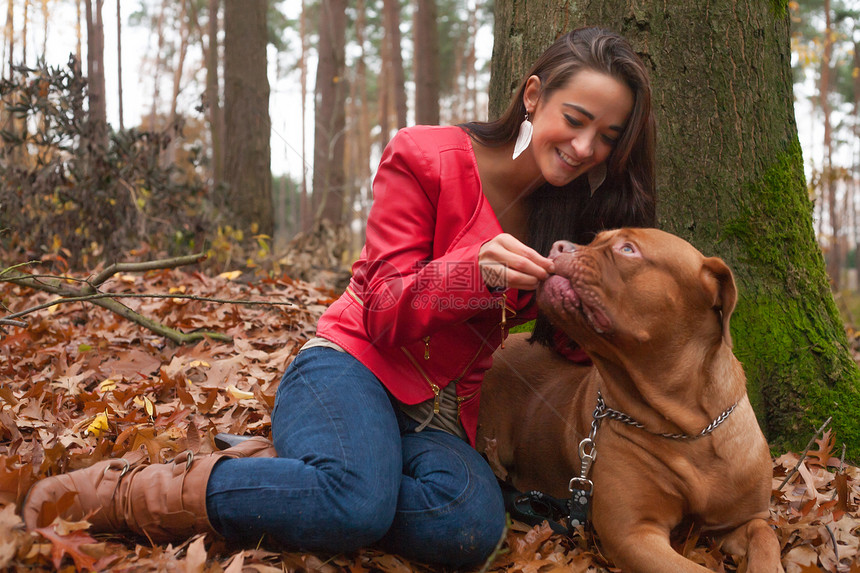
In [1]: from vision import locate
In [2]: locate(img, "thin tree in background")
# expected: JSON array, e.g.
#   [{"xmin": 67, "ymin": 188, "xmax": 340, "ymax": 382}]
[
  {"xmin": 40, "ymin": 0, "xmax": 48, "ymax": 57},
  {"xmin": 352, "ymin": 0, "xmax": 372, "ymax": 247},
  {"xmin": 148, "ymin": 0, "xmax": 166, "ymax": 130},
  {"xmin": 21, "ymin": 0, "xmax": 27, "ymax": 65},
  {"xmin": 4, "ymin": 0, "xmax": 13, "ymax": 78},
  {"xmin": 450, "ymin": 21, "xmax": 466, "ymax": 121},
  {"xmin": 466, "ymin": 1, "xmax": 477, "ymax": 117},
  {"xmin": 205, "ymin": 0, "xmax": 223, "ymax": 186},
  {"xmin": 84, "ymin": 0, "xmax": 107, "ymax": 146},
  {"xmin": 223, "ymin": 0, "xmax": 273, "ymax": 235},
  {"xmin": 312, "ymin": 0, "xmax": 347, "ymax": 225},
  {"xmin": 382, "ymin": 0, "xmax": 407, "ymax": 130},
  {"xmin": 821, "ymin": 0, "xmax": 839, "ymax": 288},
  {"xmin": 75, "ymin": 0, "xmax": 81, "ymax": 63},
  {"xmin": 854, "ymin": 41, "xmax": 860, "ymax": 273},
  {"xmin": 116, "ymin": 0, "xmax": 124, "ymax": 130},
  {"xmin": 378, "ymin": 16, "xmax": 390, "ymax": 149},
  {"xmin": 169, "ymin": 0, "xmax": 189, "ymax": 128},
  {"xmin": 299, "ymin": 0, "xmax": 308, "ymax": 231},
  {"xmin": 413, "ymin": 0, "xmax": 439, "ymax": 125},
  {"xmin": 162, "ymin": 0, "xmax": 190, "ymax": 166}
]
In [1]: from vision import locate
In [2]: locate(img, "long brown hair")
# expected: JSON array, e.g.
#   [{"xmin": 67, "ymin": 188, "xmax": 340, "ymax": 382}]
[{"xmin": 462, "ymin": 27, "xmax": 657, "ymax": 347}]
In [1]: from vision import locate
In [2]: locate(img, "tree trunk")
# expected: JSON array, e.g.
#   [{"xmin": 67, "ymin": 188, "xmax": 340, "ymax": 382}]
[
  {"xmin": 40, "ymin": 0, "xmax": 48, "ymax": 58},
  {"xmin": 4, "ymin": 0, "xmax": 12, "ymax": 77},
  {"xmin": 75, "ymin": 0, "xmax": 82, "ymax": 64},
  {"xmin": 382, "ymin": 0, "xmax": 407, "ymax": 129},
  {"xmin": 466, "ymin": 3, "xmax": 478, "ymax": 118},
  {"xmin": 169, "ymin": 0, "xmax": 189, "ymax": 126},
  {"xmin": 354, "ymin": 0, "xmax": 372, "ymax": 250},
  {"xmin": 165, "ymin": 0, "xmax": 191, "ymax": 166},
  {"xmin": 378, "ymin": 30, "xmax": 390, "ymax": 150},
  {"xmin": 116, "ymin": 0, "xmax": 124, "ymax": 130},
  {"xmin": 21, "ymin": 0, "xmax": 27, "ymax": 65},
  {"xmin": 223, "ymin": 0, "xmax": 273, "ymax": 236},
  {"xmin": 413, "ymin": 0, "xmax": 439, "ymax": 125},
  {"xmin": 148, "ymin": 0, "xmax": 167, "ymax": 130},
  {"xmin": 85, "ymin": 0, "xmax": 107, "ymax": 147},
  {"xmin": 821, "ymin": 0, "xmax": 839, "ymax": 289},
  {"xmin": 311, "ymin": 0, "xmax": 347, "ymax": 225},
  {"xmin": 299, "ymin": 0, "xmax": 309, "ymax": 231},
  {"xmin": 490, "ymin": 1, "xmax": 860, "ymax": 453},
  {"xmin": 854, "ymin": 42, "xmax": 860, "ymax": 275},
  {"xmin": 205, "ymin": 0, "xmax": 223, "ymax": 187}
]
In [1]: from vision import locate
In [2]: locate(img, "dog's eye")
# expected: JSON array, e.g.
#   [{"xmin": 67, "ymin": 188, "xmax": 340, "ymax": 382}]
[{"xmin": 618, "ymin": 242, "xmax": 637, "ymax": 254}]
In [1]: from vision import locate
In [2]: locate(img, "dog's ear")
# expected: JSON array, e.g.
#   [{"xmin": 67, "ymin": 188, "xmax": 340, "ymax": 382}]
[{"xmin": 700, "ymin": 257, "xmax": 737, "ymax": 348}]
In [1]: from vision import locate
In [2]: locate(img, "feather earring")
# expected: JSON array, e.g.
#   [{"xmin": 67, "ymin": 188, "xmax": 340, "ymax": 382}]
[
  {"xmin": 588, "ymin": 163, "xmax": 607, "ymax": 196},
  {"xmin": 512, "ymin": 114, "xmax": 533, "ymax": 160}
]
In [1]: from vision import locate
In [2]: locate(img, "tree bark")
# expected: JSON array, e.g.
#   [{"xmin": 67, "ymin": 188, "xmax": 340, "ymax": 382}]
[
  {"xmin": 116, "ymin": 0, "xmax": 124, "ymax": 130},
  {"xmin": 413, "ymin": 0, "xmax": 439, "ymax": 125},
  {"xmin": 40, "ymin": 0, "xmax": 48, "ymax": 58},
  {"xmin": 354, "ymin": 0, "xmax": 372, "ymax": 249},
  {"xmin": 489, "ymin": 1, "xmax": 860, "ymax": 453},
  {"xmin": 311, "ymin": 0, "xmax": 347, "ymax": 225},
  {"xmin": 169, "ymin": 0, "xmax": 190, "ymax": 127},
  {"xmin": 382, "ymin": 0, "xmax": 407, "ymax": 130},
  {"xmin": 223, "ymin": 0, "xmax": 273, "ymax": 236},
  {"xmin": 299, "ymin": 0, "xmax": 309, "ymax": 231},
  {"xmin": 148, "ymin": 0, "xmax": 167, "ymax": 130},
  {"xmin": 4, "ymin": 0, "xmax": 12, "ymax": 77},
  {"xmin": 21, "ymin": 0, "xmax": 27, "ymax": 65},
  {"xmin": 84, "ymin": 0, "xmax": 107, "ymax": 147},
  {"xmin": 854, "ymin": 41, "xmax": 860, "ymax": 273},
  {"xmin": 205, "ymin": 0, "xmax": 223, "ymax": 187},
  {"xmin": 820, "ymin": 0, "xmax": 840, "ymax": 289},
  {"xmin": 75, "ymin": 0, "xmax": 82, "ymax": 64}
]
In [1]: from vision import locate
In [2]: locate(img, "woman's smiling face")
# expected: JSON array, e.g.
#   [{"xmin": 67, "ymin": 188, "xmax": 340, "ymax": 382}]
[{"xmin": 524, "ymin": 69, "xmax": 634, "ymax": 188}]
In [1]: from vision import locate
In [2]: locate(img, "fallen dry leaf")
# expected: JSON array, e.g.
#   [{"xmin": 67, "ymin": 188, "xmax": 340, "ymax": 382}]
[{"xmin": 1, "ymin": 265, "xmax": 858, "ymax": 572}]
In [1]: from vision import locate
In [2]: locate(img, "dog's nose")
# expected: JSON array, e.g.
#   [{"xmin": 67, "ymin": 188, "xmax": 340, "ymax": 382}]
[{"xmin": 549, "ymin": 240, "xmax": 577, "ymax": 259}]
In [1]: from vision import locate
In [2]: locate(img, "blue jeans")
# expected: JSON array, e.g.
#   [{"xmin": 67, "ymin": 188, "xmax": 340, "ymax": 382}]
[{"xmin": 205, "ymin": 347, "xmax": 505, "ymax": 568}]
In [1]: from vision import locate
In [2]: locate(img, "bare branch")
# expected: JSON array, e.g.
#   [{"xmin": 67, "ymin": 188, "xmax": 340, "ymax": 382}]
[
  {"xmin": 0, "ymin": 251, "xmax": 278, "ymax": 344},
  {"xmin": 2, "ymin": 292, "xmax": 297, "ymax": 323},
  {"xmin": 87, "ymin": 252, "xmax": 208, "ymax": 288}
]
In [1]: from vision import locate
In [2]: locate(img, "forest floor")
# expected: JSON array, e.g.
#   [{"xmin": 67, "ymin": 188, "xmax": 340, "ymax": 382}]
[{"xmin": 1, "ymin": 264, "xmax": 859, "ymax": 572}]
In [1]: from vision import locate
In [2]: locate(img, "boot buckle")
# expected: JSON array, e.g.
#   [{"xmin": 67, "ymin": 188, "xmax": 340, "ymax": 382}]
[
  {"xmin": 172, "ymin": 450, "xmax": 194, "ymax": 471},
  {"xmin": 103, "ymin": 458, "xmax": 130, "ymax": 478}
]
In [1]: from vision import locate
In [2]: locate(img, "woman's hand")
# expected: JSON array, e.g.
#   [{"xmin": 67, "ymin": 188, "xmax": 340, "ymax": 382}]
[{"xmin": 479, "ymin": 233, "xmax": 555, "ymax": 291}]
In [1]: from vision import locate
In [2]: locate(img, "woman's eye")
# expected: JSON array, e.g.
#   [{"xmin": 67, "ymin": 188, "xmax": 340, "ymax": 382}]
[
  {"xmin": 564, "ymin": 114, "xmax": 582, "ymax": 127},
  {"xmin": 601, "ymin": 133, "xmax": 619, "ymax": 146}
]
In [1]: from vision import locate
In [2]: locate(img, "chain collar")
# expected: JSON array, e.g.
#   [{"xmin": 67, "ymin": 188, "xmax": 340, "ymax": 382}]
[
  {"xmin": 593, "ymin": 390, "xmax": 737, "ymax": 441},
  {"xmin": 566, "ymin": 390, "xmax": 738, "ymax": 526}
]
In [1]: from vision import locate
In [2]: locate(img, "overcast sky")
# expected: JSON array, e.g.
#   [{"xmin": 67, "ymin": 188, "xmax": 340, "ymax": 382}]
[{"xmin": 8, "ymin": 0, "xmax": 840, "ymax": 188}]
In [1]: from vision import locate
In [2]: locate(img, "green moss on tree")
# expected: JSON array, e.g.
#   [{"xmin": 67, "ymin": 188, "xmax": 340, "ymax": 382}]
[
  {"xmin": 724, "ymin": 141, "xmax": 860, "ymax": 455},
  {"xmin": 769, "ymin": 0, "xmax": 790, "ymax": 17}
]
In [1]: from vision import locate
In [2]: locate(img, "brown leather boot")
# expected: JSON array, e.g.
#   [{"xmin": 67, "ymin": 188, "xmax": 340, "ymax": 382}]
[{"xmin": 23, "ymin": 437, "xmax": 276, "ymax": 542}]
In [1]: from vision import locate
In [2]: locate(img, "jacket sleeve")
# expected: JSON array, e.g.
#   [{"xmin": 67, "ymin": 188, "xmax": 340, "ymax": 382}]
[{"xmin": 353, "ymin": 129, "xmax": 501, "ymax": 347}]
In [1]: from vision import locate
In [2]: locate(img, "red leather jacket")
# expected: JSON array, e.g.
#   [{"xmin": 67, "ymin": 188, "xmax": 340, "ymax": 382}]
[{"xmin": 316, "ymin": 125, "xmax": 537, "ymax": 445}]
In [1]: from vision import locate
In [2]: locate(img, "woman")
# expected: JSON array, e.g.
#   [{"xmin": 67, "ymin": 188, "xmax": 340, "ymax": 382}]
[{"xmin": 24, "ymin": 27, "xmax": 655, "ymax": 568}]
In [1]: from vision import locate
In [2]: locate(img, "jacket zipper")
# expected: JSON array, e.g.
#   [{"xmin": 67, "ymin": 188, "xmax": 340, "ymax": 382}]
[
  {"xmin": 456, "ymin": 390, "xmax": 479, "ymax": 419},
  {"xmin": 401, "ymin": 347, "xmax": 442, "ymax": 413},
  {"xmin": 400, "ymin": 296, "xmax": 519, "ymax": 420}
]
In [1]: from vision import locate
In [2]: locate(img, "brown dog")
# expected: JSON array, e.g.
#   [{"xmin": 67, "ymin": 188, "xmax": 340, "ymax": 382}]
[{"xmin": 477, "ymin": 228, "xmax": 783, "ymax": 573}]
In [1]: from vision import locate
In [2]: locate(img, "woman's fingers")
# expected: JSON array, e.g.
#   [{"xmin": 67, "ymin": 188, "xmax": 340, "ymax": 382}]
[{"xmin": 479, "ymin": 234, "xmax": 555, "ymax": 290}]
